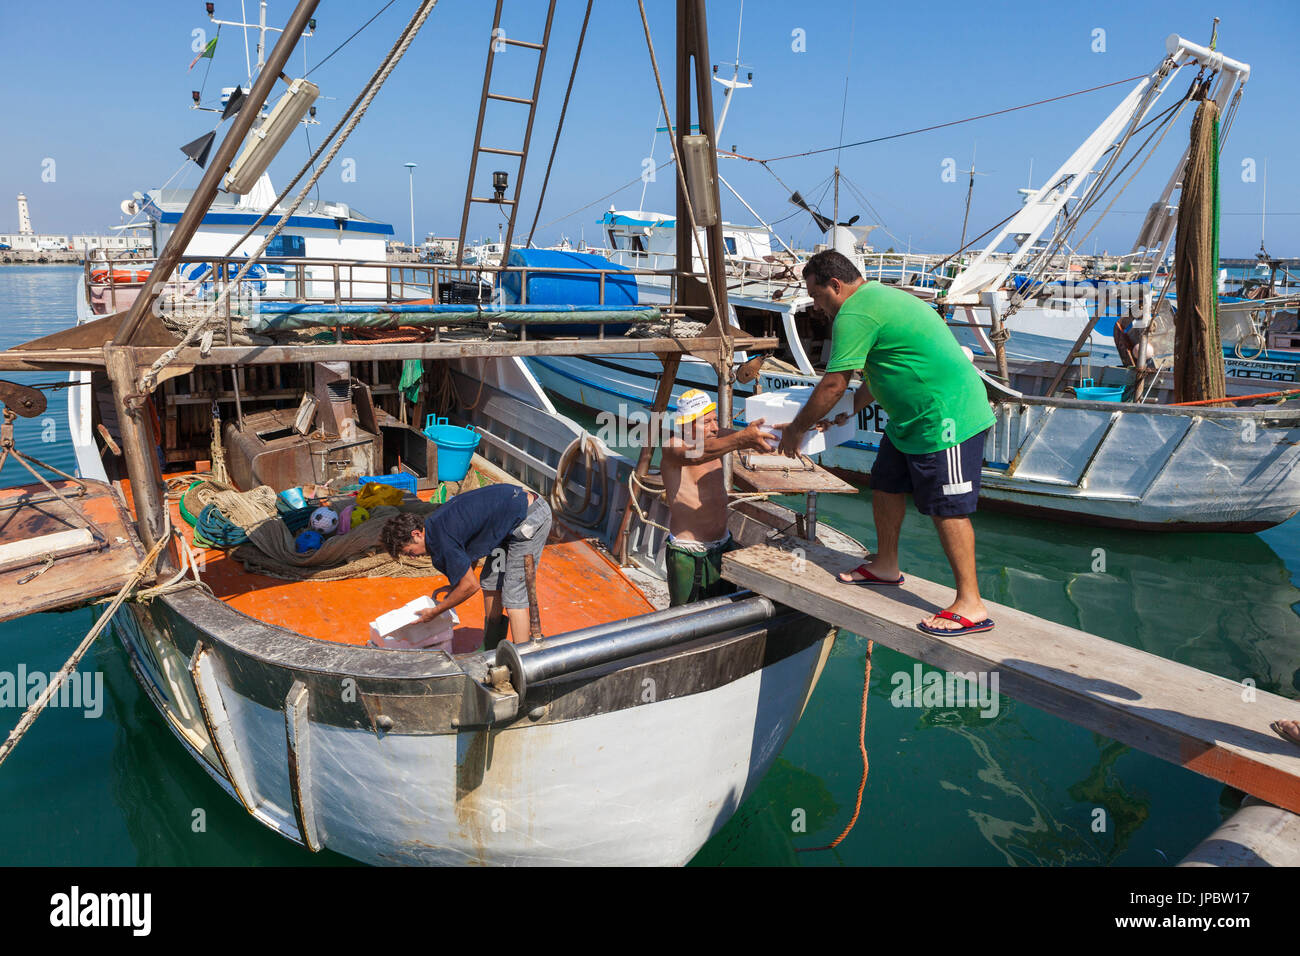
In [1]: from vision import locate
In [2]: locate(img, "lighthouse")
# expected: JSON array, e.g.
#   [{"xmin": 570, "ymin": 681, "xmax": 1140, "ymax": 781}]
[{"xmin": 16, "ymin": 194, "xmax": 33, "ymax": 235}]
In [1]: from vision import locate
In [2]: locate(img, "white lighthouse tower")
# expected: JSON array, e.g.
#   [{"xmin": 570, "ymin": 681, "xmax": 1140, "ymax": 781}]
[{"xmin": 16, "ymin": 194, "xmax": 33, "ymax": 235}]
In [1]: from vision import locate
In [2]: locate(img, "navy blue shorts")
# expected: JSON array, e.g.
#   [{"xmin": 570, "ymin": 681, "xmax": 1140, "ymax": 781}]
[{"xmin": 870, "ymin": 429, "xmax": 988, "ymax": 516}]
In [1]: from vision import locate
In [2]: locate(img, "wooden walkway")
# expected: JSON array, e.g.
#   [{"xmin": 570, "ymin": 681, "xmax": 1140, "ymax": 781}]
[{"xmin": 722, "ymin": 541, "xmax": 1300, "ymax": 815}]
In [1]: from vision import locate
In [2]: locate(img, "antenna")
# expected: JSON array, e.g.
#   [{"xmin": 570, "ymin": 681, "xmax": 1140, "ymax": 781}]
[
  {"xmin": 957, "ymin": 142, "xmax": 990, "ymax": 254},
  {"xmin": 712, "ymin": 0, "xmax": 751, "ymax": 145},
  {"xmin": 210, "ymin": 0, "xmax": 314, "ymax": 86},
  {"xmin": 1260, "ymin": 157, "xmax": 1268, "ymax": 255}
]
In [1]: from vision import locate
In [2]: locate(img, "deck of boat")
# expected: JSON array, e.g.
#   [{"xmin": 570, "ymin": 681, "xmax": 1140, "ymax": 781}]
[
  {"xmin": 127, "ymin": 474, "xmax": 654, "ymax": 653},
  {"xmin": 723, "ymin": 539, "xmax": 1300, "ymax": 816}
]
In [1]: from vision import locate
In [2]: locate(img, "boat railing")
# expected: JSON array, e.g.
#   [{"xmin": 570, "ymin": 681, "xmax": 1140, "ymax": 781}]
[
  {"xmin": 83, "ymin": 251, "xmax": 707, "ymax": 312},
  {"xmin": 79, "ymin": 251, "xmax": 749, "ymax": 352}
]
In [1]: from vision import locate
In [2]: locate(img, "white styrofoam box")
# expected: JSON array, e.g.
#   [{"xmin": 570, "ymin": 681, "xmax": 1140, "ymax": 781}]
[
  {"xmin": 744, "ymin": 387, "xmax": 856, "ymax": 456},
  {"xmin": 369, "ymin": 596, "xmax": 459, "ymax": 650}
]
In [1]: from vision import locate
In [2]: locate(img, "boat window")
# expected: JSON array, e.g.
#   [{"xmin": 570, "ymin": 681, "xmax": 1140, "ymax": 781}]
[
  {"xmin": 266, "ymin": 234, "xmax": 306, "ymax": 258},
  {"xmin": 724, "ymin": 236, "xmax": 737, "ymax": 255},
  {"xmin": 631, "ymin": 235, "xmax": 645, "ymax": 253}
]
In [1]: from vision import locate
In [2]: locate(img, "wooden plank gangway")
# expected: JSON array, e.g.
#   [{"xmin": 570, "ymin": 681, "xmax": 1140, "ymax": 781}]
[{"xmin": 722, "ymin": 540, "xmax": 1300, "ymax": 815}]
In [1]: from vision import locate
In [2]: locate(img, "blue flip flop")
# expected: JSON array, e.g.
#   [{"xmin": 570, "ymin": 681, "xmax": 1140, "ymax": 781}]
[{"xmin": 917, "ymin": 610, "xmax": 995, "ymax": 635}]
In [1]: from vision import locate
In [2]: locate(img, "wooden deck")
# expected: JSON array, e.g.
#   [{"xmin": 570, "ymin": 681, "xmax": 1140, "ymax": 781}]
[
  {"xmin": 151, "ymin": 477, "xmax": 654, "ymax": 653},
  {"xmin": 722, "ymin": 540, "xmax": 1300, "ymax": 815},
  {"xmin": 0, "ymin": 479, "xmax": 148, "ymax": 623}
]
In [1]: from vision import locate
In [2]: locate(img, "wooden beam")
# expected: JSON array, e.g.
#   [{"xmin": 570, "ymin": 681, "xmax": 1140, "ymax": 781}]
[
  {"xmin": 140, "ymin": 336, "xmax": 778, "ymax": 368},
  {"xmin": 722, "ymin": 539, "xmax": 1300, "ymax": 814},
  {"xmin": 0, "ymin": 337, "xmax": 780, "ymax": 373}
]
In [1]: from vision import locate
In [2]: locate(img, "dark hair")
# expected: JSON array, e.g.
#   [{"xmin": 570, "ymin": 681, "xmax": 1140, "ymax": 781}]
[
  {"xmin": 802, "ymin": 249, "xmax": 862, "ymax": 287},
  {"xmin": 381, "ymin": 512, "xmax": 424, "ymax": 559}
]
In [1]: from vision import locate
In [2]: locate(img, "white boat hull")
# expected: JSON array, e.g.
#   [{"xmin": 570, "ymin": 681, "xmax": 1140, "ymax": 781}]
[{"xmin": 114, "ymin": 600, "xmax": 831, "ymax": 866}]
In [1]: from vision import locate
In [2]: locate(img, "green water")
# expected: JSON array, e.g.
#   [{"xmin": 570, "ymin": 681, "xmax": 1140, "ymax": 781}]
[{"xmin": 1, "ymin": 267, "xmax": 1296, "ymax": 866}]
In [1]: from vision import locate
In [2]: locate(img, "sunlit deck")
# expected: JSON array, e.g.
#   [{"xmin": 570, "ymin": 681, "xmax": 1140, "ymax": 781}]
[{"xmin": 127, "ymin": 474, "xmax": 654, "ymax": 654}]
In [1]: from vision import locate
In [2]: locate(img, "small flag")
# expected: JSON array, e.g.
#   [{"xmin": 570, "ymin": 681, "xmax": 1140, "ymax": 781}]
[
  {"xmin": 180, "ymin": 131, "xmax": 216, "ymax": 168},
  {"xmin": 189, "ymin": 36, "xmax": 218, "ymax": 71},
  {"xmin": 221, "ymin": 85, "xmax": 246, "ymax": 120}
]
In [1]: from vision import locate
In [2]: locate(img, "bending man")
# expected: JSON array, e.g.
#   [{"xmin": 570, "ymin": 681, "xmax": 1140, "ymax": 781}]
[{"xmin": 382, "ymin": 483, "xmax": 552, "ymax": 648}]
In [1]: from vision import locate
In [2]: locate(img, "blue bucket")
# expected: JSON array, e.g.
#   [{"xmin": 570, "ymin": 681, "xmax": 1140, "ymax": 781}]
[
  {"xmin": 423, "ymin": 416, "xmax": 481, "ymax": 482},
  {"xmin": 1075, "ymin": 386, "xmax": 1125, "ymax": 402}
]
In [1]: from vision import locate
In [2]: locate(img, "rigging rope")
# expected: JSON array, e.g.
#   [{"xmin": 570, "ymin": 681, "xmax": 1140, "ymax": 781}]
[
  {"xmin": 0, "ymin": 515, "xmax": 173, "ymax": 771},
  {"xmin": 635, "ymin": 0, "xmax": 724, "ymax": 329},
  {"xmin": 139, "ymin": 0, "xmax": 441, "ymax": 398},
  {"xmin": 753, "ymin": 73, "xmax": 1149, "ymax": 163},
  {"xmin": 526, "ymin": 0, "xmax": 595, "ymax": 247},
  {"xmin": 305, "ymin": 0, "xmax": 399, "ymax": 78}
]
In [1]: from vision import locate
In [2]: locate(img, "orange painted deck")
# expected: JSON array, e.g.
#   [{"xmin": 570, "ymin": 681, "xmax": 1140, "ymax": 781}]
[{"xmin": 128, "ymin": 476, "xmax": 654, "ymax": 653}]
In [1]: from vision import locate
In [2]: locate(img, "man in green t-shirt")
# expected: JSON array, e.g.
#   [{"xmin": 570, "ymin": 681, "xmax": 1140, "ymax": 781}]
[{"xmin": 777, "ymin": 250, "xmax": 996, "ymax": 635}]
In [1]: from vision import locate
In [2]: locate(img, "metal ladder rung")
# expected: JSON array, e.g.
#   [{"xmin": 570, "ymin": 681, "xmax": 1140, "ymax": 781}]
[
  {"xmin": 487, "ymin": 92, "xmax": 534, "ymax": 105},
  {"xmin": 501, "ymin": 37, "xmax": 544, "ymax": 50},
  {"xmin": 480, "ymin": 146, "xmax": 525, "ymax": 157}
]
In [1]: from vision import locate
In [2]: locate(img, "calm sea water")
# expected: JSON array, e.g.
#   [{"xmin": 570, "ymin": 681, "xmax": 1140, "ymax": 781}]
[{"xmin": 1, "ymin": 265, "xmax": 1296, "ymax": 866}]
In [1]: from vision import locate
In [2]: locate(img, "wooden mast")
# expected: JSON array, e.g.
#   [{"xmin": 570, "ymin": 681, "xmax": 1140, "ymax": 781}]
[
  {"xmin": 676, "ymin": 0, "xmax": 733, "ymax": 488},
  {"xmin": 105, "ymin": 0, "xmax": 320, "ymax": 552}
]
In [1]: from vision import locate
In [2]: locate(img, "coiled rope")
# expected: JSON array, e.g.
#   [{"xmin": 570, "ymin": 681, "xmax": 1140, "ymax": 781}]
[{"xmin": 551, "ymin": 433, "xmax": 609, "ymax": 528}]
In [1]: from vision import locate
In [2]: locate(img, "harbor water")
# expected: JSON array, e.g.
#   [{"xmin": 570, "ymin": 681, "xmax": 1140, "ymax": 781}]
[{"xmin": 1, "ymin": 265, "xmax": 1297, "ymax": 866}]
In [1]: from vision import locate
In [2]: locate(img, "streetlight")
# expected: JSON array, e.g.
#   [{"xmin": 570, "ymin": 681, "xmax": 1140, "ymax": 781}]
[{"xmin": 404, "ymin": 162, "xmax": 417, "ymax": 250}]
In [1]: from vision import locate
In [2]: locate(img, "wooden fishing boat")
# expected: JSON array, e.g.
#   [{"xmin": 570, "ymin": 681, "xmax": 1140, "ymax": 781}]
[{"xmin": 0, "ymin": 0, "xmax": 856, "ymax": 865}]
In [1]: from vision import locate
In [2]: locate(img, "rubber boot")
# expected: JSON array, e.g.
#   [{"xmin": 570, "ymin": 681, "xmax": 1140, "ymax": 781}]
[{"xmin": 482, "ymin": 614, "xmax": 510, "ymax": 652}]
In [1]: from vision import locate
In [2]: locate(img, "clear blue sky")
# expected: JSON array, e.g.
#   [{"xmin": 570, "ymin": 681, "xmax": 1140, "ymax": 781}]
[{"xmin": 2, "ymin": 0, "xmax": 1297, "ymax": 256}]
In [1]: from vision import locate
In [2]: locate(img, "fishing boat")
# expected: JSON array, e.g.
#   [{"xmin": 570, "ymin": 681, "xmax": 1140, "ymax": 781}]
[
  {"xmin": 0, "ymin": 0, "xmax": 852, "ymax": 865},
  {"xmin": 528, "ymin": 31, "xmax": 1300, "ymax": 533}
]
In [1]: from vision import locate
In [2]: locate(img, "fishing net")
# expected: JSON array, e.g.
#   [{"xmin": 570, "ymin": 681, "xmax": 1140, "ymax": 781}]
[
  {"xmin": 181, "ymin": 476, "xmax": 441, "ymax": 581},
  {"xmin": 1173, "ymin": 94, "xmax": 1227, "ymax": 403}
]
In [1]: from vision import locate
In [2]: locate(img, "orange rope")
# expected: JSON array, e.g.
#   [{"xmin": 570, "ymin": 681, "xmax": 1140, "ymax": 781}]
[
  {"xmin": 799, "ymin": 638, "xmax": 873, "ymax": 853},
  {"xmin": 1169, "ymin": 387, "xmax": 1300, "ymax": 407},
  {"xmin": 340, "ymin": 327, "xmax": 430, "ymax": 344}
]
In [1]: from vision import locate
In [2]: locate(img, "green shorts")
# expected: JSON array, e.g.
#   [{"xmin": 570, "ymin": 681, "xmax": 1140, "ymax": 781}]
[{"xmin": 666, "ymin": 533, "xmax": 738, "ymax": 607}]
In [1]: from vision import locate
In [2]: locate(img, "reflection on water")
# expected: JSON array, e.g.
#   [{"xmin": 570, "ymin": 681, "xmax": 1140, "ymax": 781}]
[{"xmin": 690, "ymin": 480, "xmax": 1298, "ymax": 865}]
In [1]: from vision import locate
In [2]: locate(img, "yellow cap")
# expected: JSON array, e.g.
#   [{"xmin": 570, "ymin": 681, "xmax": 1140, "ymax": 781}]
[{"xmin": 674, "ymin": 388, "xmax": 717, "ymax": 425}]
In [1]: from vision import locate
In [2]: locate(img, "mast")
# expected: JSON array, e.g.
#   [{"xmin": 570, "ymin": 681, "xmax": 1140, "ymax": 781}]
[{"xmin": 107, "ymin": 0, "xmax": 321, "ymax": 552}]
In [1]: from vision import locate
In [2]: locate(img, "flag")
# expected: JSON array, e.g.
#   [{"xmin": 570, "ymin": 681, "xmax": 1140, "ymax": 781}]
[
  {"xmin": 180, "ymin": 131, "xmax": 216, "ymax": 168},
  {"xmin": 189, "ymin": 36, "xmax": 218, "ymax": 71},
  {"xmin": 221, "ymin": 85, "xmax": 245, "ymax": 120}
]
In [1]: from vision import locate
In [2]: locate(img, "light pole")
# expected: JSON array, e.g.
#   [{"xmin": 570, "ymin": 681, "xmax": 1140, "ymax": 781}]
[{"xmin": 404, "ymin": 162, "xmax": 417, "ymax": 250}]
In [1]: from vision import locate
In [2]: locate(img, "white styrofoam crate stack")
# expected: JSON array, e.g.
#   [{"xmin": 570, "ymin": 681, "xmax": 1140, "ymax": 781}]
[
  {"xmin": 369, "ymin": 596, "xmax": 458, "ymax": 651},
  {"xmin": 743, "ymin": 387, "xmax": 856, "ymax": 456}
]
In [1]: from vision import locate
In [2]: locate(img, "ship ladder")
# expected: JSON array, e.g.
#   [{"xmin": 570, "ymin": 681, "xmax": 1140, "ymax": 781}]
[{"xmin": 454, "ymin": 0, "xmax": 558, "ymax": 269}]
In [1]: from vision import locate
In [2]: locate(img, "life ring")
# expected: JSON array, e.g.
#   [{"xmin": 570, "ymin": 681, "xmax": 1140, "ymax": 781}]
[{"xmin": 90, "ymin": 268, "xmax": 151, "ymax": 284}]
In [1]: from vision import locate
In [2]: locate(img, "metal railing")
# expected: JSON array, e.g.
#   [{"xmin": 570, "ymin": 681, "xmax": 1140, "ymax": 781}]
[{"xmin": 82, "ymin": 251, "xmax": 716, "ymax": 345}]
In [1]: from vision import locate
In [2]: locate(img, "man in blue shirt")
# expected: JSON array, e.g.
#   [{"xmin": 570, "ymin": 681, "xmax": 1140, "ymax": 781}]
[{"xmin": 382, "ymin": 484, "xmax": 552, "ymax": 649}]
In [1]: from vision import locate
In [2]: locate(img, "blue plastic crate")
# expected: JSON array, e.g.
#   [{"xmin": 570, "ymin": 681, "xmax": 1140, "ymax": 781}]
[{"xmin": 359, "ymin": 473, "xmax": 417, "ymax": 495}]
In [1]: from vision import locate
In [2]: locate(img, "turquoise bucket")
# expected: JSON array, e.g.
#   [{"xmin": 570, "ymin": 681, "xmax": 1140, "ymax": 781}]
[
  {"xmin": 423, "ymin": 416, "xmax": 481, "ymax": 482},
  {"xmin": 1075, "ymin": 385, "xmax": 1126, "ymax": 402}
]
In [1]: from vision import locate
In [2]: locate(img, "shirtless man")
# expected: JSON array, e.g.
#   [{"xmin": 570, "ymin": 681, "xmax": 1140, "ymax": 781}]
[{"xmin": 659, "ymin": 388, "xmax": 776, "ymax": 606}]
